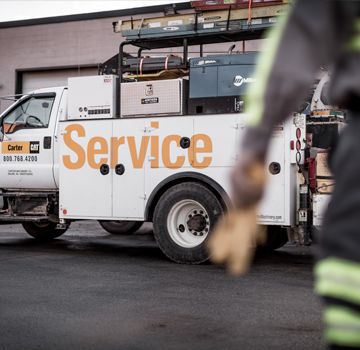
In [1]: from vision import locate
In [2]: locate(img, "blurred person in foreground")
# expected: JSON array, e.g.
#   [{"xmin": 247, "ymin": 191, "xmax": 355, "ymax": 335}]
[{"xmin": 209, "ymin": 1, "xmax": 360, "ymax": 349}]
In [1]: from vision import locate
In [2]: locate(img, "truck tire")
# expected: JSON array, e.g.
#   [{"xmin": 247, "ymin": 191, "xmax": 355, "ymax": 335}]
[
  {"xmin": 98, "ymin": 220, "xmax": 143, "ymax": 235},
  {"xmin": 153, "ymin": 182, "xmax": 224, "ymax": 264},
  {"xmin": 22, "ymin": 221, "xmax": 68, "ymax": 241},
  {"xmin": 263, "ymin": 226, "xmax": 288, "ymax": 251}
]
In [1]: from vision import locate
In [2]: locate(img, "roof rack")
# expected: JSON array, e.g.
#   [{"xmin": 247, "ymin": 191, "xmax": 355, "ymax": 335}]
[
  {"xmin": 116, "ymin": 17, "xmax": 283, "ymax": 80},
  {"xmin": 120, "ymin": 26, "xmax": 271, "ymax": 51},
  {"xmin": 110, "ymin": 0, "xmax": 290, "ymax": 104},
  {"xmin": 113, "ymin": 2, "xmax": 288, "ymax": 43},
  {"xmin": 190, "ymin": 0, "xmax": 286, "ymax": 10}
]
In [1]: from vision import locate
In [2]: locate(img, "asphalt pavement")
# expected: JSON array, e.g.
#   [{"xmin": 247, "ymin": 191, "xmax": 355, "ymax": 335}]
[{"xmin": 0, "ymin": 221, "xmax": 323, "ymax": 350}]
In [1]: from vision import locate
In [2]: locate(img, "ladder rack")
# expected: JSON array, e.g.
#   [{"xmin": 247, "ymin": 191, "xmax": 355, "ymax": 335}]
[
  {"xmin": 106, "ymin": 1, "xmax": 290, "ymax": 98},
  {"xmin": 113, "ymin": 2, "xmax": 288, "ymax": 42}
]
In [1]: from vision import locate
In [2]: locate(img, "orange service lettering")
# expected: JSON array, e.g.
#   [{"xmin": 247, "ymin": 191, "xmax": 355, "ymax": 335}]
[{"xmin": 62, "ymin": 123, "xmax": 213, "ymax": 170}]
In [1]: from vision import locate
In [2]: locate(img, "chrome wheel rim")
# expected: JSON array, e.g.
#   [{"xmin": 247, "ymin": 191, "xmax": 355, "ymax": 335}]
[{"xmin": 167, "ymin": 199, "xmax": 210, "ymax": 248}]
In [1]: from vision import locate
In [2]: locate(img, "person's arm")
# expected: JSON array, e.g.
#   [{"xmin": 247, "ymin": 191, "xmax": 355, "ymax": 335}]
[{"xmin": 232, "ymin": 0, "xmax": 357, "ymax": 208}]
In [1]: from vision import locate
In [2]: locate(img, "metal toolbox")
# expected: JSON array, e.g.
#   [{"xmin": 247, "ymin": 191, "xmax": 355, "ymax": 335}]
[
  {"xmin": 191, "ymin": 0, "xmax": 285, "ymax": 11},
  {"xmin": 114, "ymin": 14, "xmax": 198, "ymax": 39},
  {"xmin": 68, "ymin": 75, "xmax": 118, "ymax": 120},
  {"xmin": 114, "ymin": 4, "xmax": 287, "ymax": 39},
  {"xmin": 121, "ymin": 79, "xmax": 188, "ymax": 117}
]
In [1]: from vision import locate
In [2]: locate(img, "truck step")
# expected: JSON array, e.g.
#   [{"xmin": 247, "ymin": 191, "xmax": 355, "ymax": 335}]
[
  {"xmin": 0, "ymin": 192, "xmax": 55, "ymax": 198},
  {"xmin": 0, "ymin": 216, "xmax": 50, "ymax": 222}
]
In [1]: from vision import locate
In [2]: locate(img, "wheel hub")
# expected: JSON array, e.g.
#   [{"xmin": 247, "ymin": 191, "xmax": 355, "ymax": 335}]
[
  {"xmin": 167, "ymin": 200, "xmax": 211, "ymax": 248},
  {"xmin": 186, "ymin": 209, "xmax": 209, "ymax": 237}
]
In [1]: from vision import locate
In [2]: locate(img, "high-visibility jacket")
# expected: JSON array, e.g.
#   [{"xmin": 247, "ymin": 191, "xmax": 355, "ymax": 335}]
[
  {"xmin": 242, "ymin": 2, "xmax": 360, "ymax": 348},
  {"xmin": 243, "ymin": 0, "xmax": 360, "ymax": 157}
]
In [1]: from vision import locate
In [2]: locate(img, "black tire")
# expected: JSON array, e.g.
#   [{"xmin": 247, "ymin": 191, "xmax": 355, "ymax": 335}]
[
  {"xmin": 22, "ymin": 221, "xmax": 68, "ymax": 241},
  {"xmin": 98, "ymin": 220, "xmax": 143, "ymax": 235},
  {"xmin": 262, "ymin": 226, "xmax": 289, "ymax": 251},
  {"xmin": 153, "ymin": 182, "xmax": 224, "ymax": 264}
]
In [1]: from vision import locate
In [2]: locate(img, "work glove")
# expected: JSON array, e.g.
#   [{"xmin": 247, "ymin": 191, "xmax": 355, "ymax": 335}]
[{"xmin": 208, "ymin": 147, "xmax": 267, "ymax": 276}]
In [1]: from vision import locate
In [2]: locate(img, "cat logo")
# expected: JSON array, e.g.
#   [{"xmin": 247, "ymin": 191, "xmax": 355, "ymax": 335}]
[{"xmin": 30, "ymin": 141, "xmax": 40, "ymax": 154}]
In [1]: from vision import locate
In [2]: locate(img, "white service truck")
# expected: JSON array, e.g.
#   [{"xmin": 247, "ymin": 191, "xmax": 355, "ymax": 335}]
[
  {"xmin": 0, "ymin": 5, "xmax": 338, "ymax": 263},
  {"xmin": 0, "ymin": 75, "xmax": 306, "ymax": 263}
]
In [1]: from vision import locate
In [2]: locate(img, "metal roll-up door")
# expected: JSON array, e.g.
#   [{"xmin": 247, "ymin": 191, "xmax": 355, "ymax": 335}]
[{"xmin": 21, "ymin": 67, "xmax": 98, "ymax": 93}]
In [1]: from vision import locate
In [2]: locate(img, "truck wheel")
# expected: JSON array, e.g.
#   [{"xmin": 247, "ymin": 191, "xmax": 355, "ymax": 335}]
[
  {"xmin": 153, "ymin": 182, "xmax": 224, "ymax": 264},
  {"xmin": 263, "ymin": 226, "xmax": 288, "ymax": 251},
  {"xmin": 98, "ymin": 221, "xmax": 143, "ymax": 235},
  {"xmin": 22, "ymin": 221, "xmax": 69, "ymax": 241}
]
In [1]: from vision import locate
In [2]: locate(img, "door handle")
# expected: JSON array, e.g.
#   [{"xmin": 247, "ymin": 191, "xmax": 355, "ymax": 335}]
[
  {"xmin": 43, "ymin": 136, "xmax": 52, "ymax": 149},
  {"xmin": 180, "ymin": 137, "xmax": 191, "ymax": 149},
  {"xmin": 115, "ymin": 164, "xmax": 125, "ymax": 176},
  {"xmin": 100, "ymin": 164, "xmax": 110, "ymax": 175}
]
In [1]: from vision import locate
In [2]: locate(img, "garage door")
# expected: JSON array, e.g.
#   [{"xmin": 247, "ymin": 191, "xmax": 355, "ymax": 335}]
[{"xmin": 22, "ymin": 67, "xmax": 98, "ymax": 93}]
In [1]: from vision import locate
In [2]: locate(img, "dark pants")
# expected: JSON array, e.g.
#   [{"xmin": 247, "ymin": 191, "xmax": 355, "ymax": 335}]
[
  {"xmin": 315, "ymin": 112, "xmax": 360, "ymax": 349},
  {"xmin": 321, "ymin": 114, "xmax": 360, "ymax": 263}
]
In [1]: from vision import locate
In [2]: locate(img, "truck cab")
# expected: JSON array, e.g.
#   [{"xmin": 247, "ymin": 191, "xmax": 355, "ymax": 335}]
[
  {"xmin": 0, "ymin": 87, "xmax": 67, "ymax": 190},
  {"xmin": 0, "ymin": 87, "xmax": 70, "ymax": 239}
]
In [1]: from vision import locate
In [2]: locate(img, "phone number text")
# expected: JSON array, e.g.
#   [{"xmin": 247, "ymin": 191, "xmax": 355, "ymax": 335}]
[{"xmin": 3, "ymin": 155, "xmax": 38, "ymax": 162}]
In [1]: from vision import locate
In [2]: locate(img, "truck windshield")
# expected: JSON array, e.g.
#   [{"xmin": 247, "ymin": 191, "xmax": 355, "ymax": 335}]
[{"xmin": 2, "ymin": 95, "xmax": 55, "ymax": 134}]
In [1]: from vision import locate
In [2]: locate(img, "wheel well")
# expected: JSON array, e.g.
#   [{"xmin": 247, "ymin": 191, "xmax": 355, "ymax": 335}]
[{"xmin": 145, "ymin": 172, "xmax": 231, "ymax": 221}]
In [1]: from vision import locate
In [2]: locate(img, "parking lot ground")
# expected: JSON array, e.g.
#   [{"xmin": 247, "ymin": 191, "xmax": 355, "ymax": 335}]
[{"xmin": 0, "ymin": 221, "xmax": 323, "ymax": 350}]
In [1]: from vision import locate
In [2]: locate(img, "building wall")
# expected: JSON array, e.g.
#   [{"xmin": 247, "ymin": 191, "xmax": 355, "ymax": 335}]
[
  {"xmin": 0, "ymin": 16, "xmax": 122, "ymax": 111},
  {"xmin": 0, "ymin": 10, "xmax": 263, "ymax": 112}
]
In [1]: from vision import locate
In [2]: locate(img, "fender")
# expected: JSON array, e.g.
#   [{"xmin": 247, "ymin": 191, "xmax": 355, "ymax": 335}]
[{"xmin": 145, "ymin": 171, "xmax": 232, "ymax": 221}]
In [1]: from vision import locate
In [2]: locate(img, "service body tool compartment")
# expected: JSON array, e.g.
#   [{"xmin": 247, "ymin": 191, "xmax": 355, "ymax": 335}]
[
  {"xmin": 60, "ymin": 118, "xmax": 147, "ymax": 221},
  {"xmin": 112, "ymin": 119, "xmax": 147, "ymax": 219},
  {"xmin": 121, "ymin": 79, "xmax": 187, "ymax": 117},
  {"xmin": 68, "ymin": 75, "xmax": 118, "ymax": 120},
  {"xmin": 59, "ymin": 119, "xmax": 113, "ymax": 219}
]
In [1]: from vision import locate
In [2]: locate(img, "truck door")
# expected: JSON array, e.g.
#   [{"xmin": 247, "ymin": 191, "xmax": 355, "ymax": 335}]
[
  {"xmin": 257, "ymin": 126, "xmax": 286, "ymax": 225},
  {"xmin": 0, "ymin": 91, "xmax": 61, "ymax": 190},
  {"xmin": 53, "ymin": 88, "xmax": 68, "ymax": 188},
  {"xmin": 112, "ymin": 119, "xmax": 146, "ymax": 219},
  {"xmin": 59, "ymin": 120, "xmax": 113, "ymax": 219}
]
